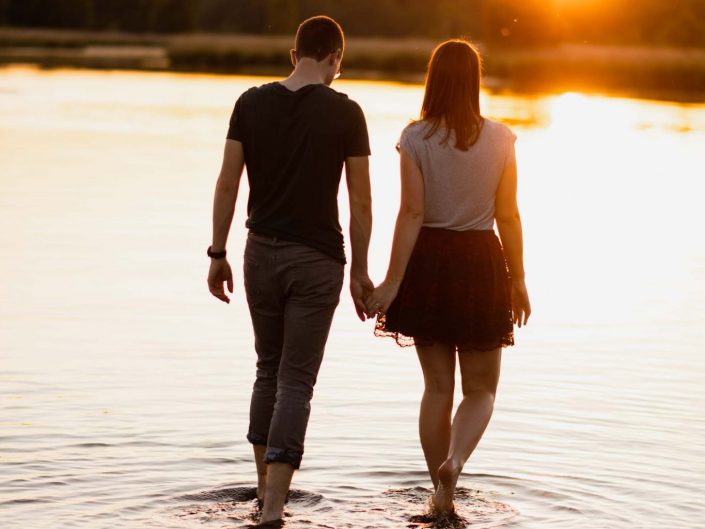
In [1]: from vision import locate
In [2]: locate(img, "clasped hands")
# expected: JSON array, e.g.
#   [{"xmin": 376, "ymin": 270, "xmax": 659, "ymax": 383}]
[
  {"xmin": 350, "ymin": 273, "xmax": 400, "ymax": 322},
  {"xmin": 208, "ymin": 260, "xmax": 398, "ymax": 320}
]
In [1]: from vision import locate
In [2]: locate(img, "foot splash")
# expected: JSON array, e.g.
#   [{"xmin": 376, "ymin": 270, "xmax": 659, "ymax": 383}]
[
  {"xmin": 387, "ymin": 486, "xmax": 517, "ymax": 529},
  {"xmin": 167, "ymin": 484, "xmax": 516, "ymax": 528},
  {"xmin": 173, "ymin": 486, "xmax": 323, "ymax": 527}
]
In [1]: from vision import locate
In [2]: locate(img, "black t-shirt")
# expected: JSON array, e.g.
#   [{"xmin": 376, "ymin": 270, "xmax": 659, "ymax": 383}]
[{"xmin": 226, "ymin": 82, "xmax": 370, "ymax": 264}]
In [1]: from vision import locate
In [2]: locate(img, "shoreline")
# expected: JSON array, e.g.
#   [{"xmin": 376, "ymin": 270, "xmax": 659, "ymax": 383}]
[{"xmin": 2, "ymin": 28, "xmax": 705, "ymax": 102}]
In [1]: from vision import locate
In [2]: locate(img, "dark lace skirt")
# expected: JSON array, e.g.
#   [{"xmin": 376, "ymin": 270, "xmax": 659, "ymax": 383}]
[{"xmin": 375, "ymin": 227, "xmax": 514, "ymax": 350}]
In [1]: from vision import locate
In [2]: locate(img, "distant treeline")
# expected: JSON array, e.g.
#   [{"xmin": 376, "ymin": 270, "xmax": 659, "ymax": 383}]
[{"xmin": 1, "ymin": 0, "xmax": 705, "ymax": 48}]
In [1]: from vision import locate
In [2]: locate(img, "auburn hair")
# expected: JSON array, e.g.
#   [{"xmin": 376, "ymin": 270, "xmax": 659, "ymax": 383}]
[{"xmin": 420, "ymin": 39, "xmax": 484, "ymax": 151}]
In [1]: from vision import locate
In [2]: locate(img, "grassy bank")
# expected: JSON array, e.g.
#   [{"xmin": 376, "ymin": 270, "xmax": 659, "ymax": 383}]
[{"xmin": 2, "ymin": 28, "xmax": 705, "ymax": 99}]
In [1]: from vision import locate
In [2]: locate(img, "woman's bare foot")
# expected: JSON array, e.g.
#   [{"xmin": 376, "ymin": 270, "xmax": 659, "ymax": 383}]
[{"xmin": 433, "ymin": 458, "xmax": 461, "ymax": 513}]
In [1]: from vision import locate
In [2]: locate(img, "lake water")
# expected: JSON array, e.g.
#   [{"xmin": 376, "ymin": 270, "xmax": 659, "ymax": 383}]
[{"xmin": 1, "ymin": 66, "xmax": 704, "ymax": 529}]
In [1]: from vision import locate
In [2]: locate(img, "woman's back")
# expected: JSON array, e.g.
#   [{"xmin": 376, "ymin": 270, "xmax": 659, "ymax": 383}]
[
  {"xmin": 399, "ymin": 118, "xmax": 516, "ymax": 231},
  {"xmin": 369, "ymin": 37, "xmax": 530, "ymax": 513}
]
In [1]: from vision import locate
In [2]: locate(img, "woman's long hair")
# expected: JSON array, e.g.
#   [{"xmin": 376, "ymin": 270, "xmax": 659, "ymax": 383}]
[{"xmin": 420, "ymin": 39, "xmax": 483, "ymax": 150}]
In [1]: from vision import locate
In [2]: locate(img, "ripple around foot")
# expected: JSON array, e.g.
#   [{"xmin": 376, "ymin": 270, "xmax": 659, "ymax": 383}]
[
  {"xmin": 386, "ymin": 487, "xmax": 518, "ymax": 529},
  {"xmin": 177, "ymin": 486, "xmax": 259, "ymax": 503},
  {"xmin": 173, "ymin": 487, "xmax": 260, "ymax": 527},
  {"xmin": 172, "ymin": 486, "xmax": 326, "ymax": 528},
  {"xmin": 168, "ymin": 485, "xmax": 516, "ymax": 529}
]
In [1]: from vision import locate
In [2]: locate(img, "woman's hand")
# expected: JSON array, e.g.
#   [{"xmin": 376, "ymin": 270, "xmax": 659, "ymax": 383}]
[
  {"xmin": 364, "ymin": 280, "xmax": 401, "ymax": 319},
  {"xmin": 511, "ymin": 278, "xmax": 531, "ymax": 327}
]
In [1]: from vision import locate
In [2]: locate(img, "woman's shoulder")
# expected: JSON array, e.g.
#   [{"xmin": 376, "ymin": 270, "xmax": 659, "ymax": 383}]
[
  {"xmin": 481, "ymin": 118, "xmax": 517, "ymax": 143},
  {"xmin": 401, "ymin": 120, "xmax": 431, "ymax": 138},
  {"xmin": 398, "ymin": 120, "xmax": 431, "ymax": 154}
]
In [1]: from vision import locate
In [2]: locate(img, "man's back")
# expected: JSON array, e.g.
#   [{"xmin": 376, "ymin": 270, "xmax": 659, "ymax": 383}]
[
  {"xmin": 208, "ymin": 15, "xmax": 373, "ymax": 525},
  {"xmin": 227, "ymin": 82, "xmax": 369, "ymax": 263}
]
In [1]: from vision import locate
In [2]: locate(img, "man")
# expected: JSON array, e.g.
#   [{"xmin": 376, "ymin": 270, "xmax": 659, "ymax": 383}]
[{"xmin": 206, "ymin": 15, "xmax": 373, "ymax": 525}]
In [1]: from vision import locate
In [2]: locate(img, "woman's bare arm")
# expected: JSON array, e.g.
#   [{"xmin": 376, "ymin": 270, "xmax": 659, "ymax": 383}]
[
  {"xmin": 495, "ymin": 152, "xmax": 531, "ymax": 326},
  {"xmin": 365, "ymin": 148, "xmax": 425, "ymax": 316}
]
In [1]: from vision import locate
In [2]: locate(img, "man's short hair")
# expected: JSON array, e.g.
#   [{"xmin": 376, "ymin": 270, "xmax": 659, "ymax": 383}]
[{"xmin": 295, "ymin": 16, "xmax": 344, "ymax": 61}]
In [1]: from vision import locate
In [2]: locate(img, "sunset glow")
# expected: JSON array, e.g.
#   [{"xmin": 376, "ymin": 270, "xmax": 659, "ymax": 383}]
[{"xmin": 2, "ymin": 0, "xmax": 705, "ymax": 526}]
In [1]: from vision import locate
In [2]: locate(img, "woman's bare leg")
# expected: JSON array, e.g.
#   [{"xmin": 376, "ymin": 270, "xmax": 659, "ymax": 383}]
[
  {"xmin": 434, "ymin": 346, "xmax": 502, "ymax": 512},
  {"xmin": 416, "ymin": 342, "xmax": 456, "ymax": 490}
]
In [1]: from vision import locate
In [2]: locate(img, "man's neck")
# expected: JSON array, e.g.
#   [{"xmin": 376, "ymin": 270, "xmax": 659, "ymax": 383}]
[{"xmin": 280, "ymin": 59, "xmax": 328, "ymax": 91}]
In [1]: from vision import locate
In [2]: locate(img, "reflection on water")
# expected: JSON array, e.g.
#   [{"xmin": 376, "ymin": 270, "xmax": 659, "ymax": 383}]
[{"xmin": 1, "ymin": 66, "xmax": 704, "ymax": 528}]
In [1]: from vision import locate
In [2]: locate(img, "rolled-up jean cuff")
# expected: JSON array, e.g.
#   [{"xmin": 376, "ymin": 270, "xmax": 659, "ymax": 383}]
[
  {"xmin": 247, "ymin": 432, "xmax": 268, "ymax": 446},
  {"xmin": 265, "ymin": 447, "xmax": 302, "ymax": 469}
]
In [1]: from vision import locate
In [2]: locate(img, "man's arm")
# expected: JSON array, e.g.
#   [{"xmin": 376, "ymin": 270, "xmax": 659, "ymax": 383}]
[
  {"xmin": 207, "ymin": 139, "xmax": 245, "ymax": 304},
  {"xmin": 345, "ymin": 155, "xmax": 373, "ymax": 321}
]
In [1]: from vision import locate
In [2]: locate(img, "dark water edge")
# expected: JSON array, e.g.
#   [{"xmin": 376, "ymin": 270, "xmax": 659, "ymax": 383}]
[
  {"xmin": 1, "ymin": 57, "xmax": 703, "ymax": 105},
  {"xmin": 1, "ymin": 28, "xmax": 705, "ymax": 102}
]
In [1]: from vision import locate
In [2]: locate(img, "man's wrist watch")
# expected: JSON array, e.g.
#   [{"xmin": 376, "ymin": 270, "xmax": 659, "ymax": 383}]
[{"xmin": 207, "ymin": 246, "xmax": 227, "ymax": 259}]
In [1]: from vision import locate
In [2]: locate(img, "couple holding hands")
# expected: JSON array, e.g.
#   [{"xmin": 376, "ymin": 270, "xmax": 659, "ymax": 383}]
[{"xmin": 207, "ymin": 15, "xmax": 531, "ymax": 526}]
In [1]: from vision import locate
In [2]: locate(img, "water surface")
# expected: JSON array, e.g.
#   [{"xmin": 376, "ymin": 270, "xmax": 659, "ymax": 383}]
[{"xmin": 1, "ymin": 67, "xmax": 704, "ymax": 528}]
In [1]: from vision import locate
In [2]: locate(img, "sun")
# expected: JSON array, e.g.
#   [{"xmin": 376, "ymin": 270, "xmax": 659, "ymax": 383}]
[{"xmin": 552, "ymin": 0, "xmax": 604, "ymax": 8}]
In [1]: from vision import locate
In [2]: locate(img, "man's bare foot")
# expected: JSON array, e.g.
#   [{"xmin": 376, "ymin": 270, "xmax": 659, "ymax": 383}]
[
  {"xmin": 259, "ymin": 514, "xmax": 284, "ymax": 527},
  {"xmin": 260, "ymin": 462, "xmax": 294, "ymax": 524},
  {"xmin": 433, "ymin": 458, "xmax": 461, "ymax": 513},
  {"xmin": 256, "ymin": 468, "xmax": 268, "ymax": 503},
  {"xmin": 253, "ymin": 445, "xmax": 268, "ymax": 503}
]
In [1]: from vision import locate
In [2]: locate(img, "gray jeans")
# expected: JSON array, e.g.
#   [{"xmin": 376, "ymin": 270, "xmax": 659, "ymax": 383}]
[{"xmin": 243, "ymin": 231, "xmax": 344, "ymax": 469}]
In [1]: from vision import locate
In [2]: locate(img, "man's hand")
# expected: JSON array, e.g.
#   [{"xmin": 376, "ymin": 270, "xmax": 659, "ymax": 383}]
[
  {"xmin": 208, "ymin": 258, "xmax": 234, "ymax": 304},
  {"xmin": 208, "ymin": 139, "xmax": 244, "ymax": 305},
  {"xmin": 350, "ymin": 273, "xmax": 374, "ymax": 321}
]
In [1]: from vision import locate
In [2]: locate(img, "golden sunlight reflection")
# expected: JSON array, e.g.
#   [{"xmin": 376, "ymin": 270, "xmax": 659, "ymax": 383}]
[
  {"xmin": 522, "ymin": 91, "xmax": 705, "ymax": 327},
  {"xmin": 548, "ymin": 92, "xmax": 637, "ymax": 134},
  {"xmin": 1, "ymin": 68, "xmax": 704, "ymax": 334}
]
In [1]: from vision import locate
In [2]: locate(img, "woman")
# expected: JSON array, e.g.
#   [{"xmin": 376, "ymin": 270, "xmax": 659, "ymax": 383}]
[{"xmin": 365, "ymin": 39, "xmax": 531, "ymax": 513}]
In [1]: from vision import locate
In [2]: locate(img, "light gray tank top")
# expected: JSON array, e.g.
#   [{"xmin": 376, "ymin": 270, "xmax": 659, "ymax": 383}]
[{"xmin": 398, "ymin": 118, "xmax": 517, "ymax": 231}]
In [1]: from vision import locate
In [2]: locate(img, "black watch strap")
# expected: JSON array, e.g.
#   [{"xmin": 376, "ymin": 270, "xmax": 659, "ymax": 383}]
[{"xmin": 207, "ymin": 246, "xmax": 227, "ymax": 259}]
